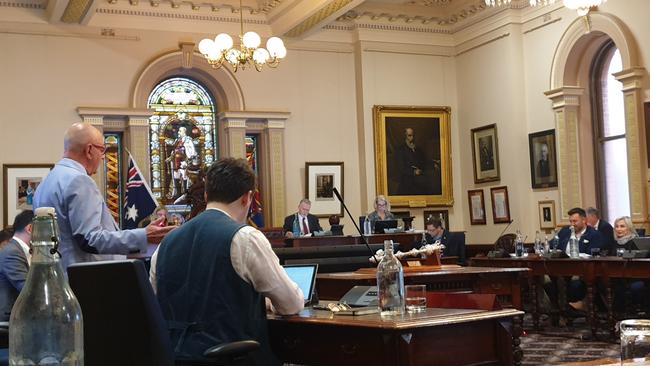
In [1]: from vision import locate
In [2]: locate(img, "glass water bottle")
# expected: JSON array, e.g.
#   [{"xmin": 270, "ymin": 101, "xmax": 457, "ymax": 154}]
[
  {"xmin": 569, "ymin": 226, "xmax": 580, "ymax": 258},
  {"xmin": 9, "ymin": 207, "xmax": 84, "ymax": 366},
  {"xmin": 376, "ymin": 240, "xmax": 405, "ymax": 316}
]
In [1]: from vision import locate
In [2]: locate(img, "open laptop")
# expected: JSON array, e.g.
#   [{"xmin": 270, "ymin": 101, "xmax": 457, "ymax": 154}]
[
  {"xmin": 283, "ymin": 264, "xmax": 318, "ymax": 305},
  {"xmin": 373, "ymin": 219, "xmax": 398, "ymax": 234},
  {"xmin": 631, "ymin": 237, "xmax": 650, "ymax": 251}
]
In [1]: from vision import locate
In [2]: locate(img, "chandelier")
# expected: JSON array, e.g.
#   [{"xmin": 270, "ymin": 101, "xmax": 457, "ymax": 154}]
[
  {"xmin": 198, "ymin": 0, "xmax": 287, "ymax": 72},
  {"xmin": 484, "ymin": 0, "xmax": 606, "ymax": 16}
]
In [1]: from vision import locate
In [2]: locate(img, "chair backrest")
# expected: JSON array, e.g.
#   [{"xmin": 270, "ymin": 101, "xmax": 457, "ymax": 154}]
[
  {"xmin": 495, "ymin": 233, "xmax": 517, "ymax": 253},
  {"xmin": 67, "ymin": 260, "xmax": 174, "ymax": 366}
]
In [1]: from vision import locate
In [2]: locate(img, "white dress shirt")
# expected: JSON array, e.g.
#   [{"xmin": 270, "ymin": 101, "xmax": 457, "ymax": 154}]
[
  {"xmin": 13, "ymin": 236, "xmax": 31, "ymax": 265},
  {"xmin": 150, "ymin": 208, "xmax": 304, "ymax": 315}
]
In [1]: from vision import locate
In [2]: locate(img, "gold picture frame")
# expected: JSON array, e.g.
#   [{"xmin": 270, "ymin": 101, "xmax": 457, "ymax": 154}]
[
  {"xmin": 373, "ymin": 105, "xmax": 453, "ymax": 207},
  {"xmin": 538, "ymin": 200, "xmax": 556, "ymax": 230}
]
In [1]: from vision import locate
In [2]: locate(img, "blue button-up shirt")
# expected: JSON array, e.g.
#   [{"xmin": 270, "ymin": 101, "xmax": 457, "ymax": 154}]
[{"xmin": 34, "ymin": 158, "xmax": 147, "ymax": 269}]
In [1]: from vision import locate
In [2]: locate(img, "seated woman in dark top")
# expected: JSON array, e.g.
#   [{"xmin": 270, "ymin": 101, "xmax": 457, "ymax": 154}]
[
  {"xmin": 366, "ymin": 195, "xmax": 396, "ymax": 226},
  {"xmin": 611, "ymin": 216, "xmax": 645, "ymax": 313}
]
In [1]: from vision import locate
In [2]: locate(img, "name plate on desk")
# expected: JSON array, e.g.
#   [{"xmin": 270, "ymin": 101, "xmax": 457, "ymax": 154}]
[{"xmin": 406, "ymin": 260, "xmax": 422, "ymax": 267}]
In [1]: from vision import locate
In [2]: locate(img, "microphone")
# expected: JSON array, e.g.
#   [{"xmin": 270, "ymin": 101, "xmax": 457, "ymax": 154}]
[{"xmin": 332, "ymin": 187, "xmax": 379, "ymax": 263}]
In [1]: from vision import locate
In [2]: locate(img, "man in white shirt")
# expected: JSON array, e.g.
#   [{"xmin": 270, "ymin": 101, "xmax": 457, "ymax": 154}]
[
  {"xmin": 151, "ymin": 157, "xmax": 303, "ymax": 365},
  {"xmin": 0, "ymin": 210, "xmax": 34, "ymax": 321}
]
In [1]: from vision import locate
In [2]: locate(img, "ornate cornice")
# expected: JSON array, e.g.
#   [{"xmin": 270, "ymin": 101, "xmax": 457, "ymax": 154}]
[
  {"xmin": 96, "ymin": 7, "xmax": 268, "ymax": 24},
  {"xmin": 104, "ymin": 0, "xmax": 282, "ymax": 14},
  {"xmin": 0, "ymin": 0, "xmax": 45, "ymax": 9},
  {"xmin": 337, "ymin": 1, "xmax": 487, "ymax": 26}
]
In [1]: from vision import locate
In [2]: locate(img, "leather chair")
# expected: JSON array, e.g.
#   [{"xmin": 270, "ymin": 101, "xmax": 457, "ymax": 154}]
[
  {"xmin": 67, "ymin": 260, "xmax": 259, "ymax": 366},
  {"xmin": 495, "ymin": 233, "xmax": 517, "ymax": 254}
]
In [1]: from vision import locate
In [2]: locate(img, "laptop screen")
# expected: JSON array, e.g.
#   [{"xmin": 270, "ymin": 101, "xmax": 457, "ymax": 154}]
[{"xmin": 283, "ymin": 264, "xmax": 318, "ymax": 304}]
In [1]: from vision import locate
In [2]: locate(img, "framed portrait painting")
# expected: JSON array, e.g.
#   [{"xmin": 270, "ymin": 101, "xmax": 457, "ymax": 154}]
[
  {"xmin": 467, "ymin": 189, "xmax": 486, "ymax": 225},
  {"xmin": 373, "ymin": 105, "xmax": 453, "ymax": 207},
  {"xmin": 538, "ymin": 200, "xmax": 556, "ymax": 230},
  {"xmin": 3, "ymin": 164, "xmax": 54, "ymax": 227},
  {"xmin": 490, "ymin": 186, "xmax": 511, "ymax": 224},
  {"xmin": 305, "ymin": 162, "xmax": 343, "ymax": 217},
  {"xmin": 471, "ymin": 124, "xmax": 500, "ymax": 183},
  {"xmin": 528, "ymin": 129, "xmax": 558, "ymax": 188}
]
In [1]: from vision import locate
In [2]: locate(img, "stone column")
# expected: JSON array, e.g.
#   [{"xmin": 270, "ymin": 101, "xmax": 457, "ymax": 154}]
[
  {"xmin": 219, "ymin": 115, "xmax": 247, "ymax": 159},
  {"xmin": 614, "ymin": 67, "xmax": 649, "ymax": 229},
  {"xmin": 126, "ymin": 116, "xmax": 151, "ymax": 183},
  {"xmin": 266, "ymin": 118, "xmax": 287, "ymax": 227},
  {"xmin": 545, "ymin": 86, "xmax": 584, "ymax": 221}
]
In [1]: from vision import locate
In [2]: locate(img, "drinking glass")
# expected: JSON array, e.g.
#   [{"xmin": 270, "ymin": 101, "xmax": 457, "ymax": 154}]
[
  {"xmin": 617, "ymin": 248, "xmax": 626, "ymax": 257},
  {"xmin": 405, "ymin": 285, "xmax": 426, "ymax": 313},
  {"xmin": 621, "ymin": 319, "xmax": 650, "ymax": 365}
]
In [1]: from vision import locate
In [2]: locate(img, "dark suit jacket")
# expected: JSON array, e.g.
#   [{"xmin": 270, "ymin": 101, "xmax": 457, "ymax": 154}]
[
  {"xmin": 282, "ymin": 214, "xmax": 323, "ymax": 235},
  {"xmin": 0, "ymin": 239, "xmax": 29, "ymax": 321},
  {"xmin": 425, "ymin": 230, "xmax": 466, "ymax": 265},
  {"xmin": 596, "ymin": 220, "xmax": 616, "ymax": 252},
  {"xmin": 557, "ymin": 226, "xmax": 605, "ymax": 254}
]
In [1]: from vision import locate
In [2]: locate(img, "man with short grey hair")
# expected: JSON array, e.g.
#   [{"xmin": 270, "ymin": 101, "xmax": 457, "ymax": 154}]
[
  {"xmin": 586, "ymin": 207, "xmax": 615, "ymax": 250},
  {"xmin": 33, "ymin": 123, "xmax": 175, "ymax": 268},
  {"xmin": 283, "ymin": 199, "xmax": 322, "ymax": 238}
]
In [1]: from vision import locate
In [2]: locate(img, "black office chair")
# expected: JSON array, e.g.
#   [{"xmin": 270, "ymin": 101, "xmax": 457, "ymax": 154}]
[
  {"xmin": 67, "ymin": 260, "xmax": 259, "ymax": 366},
  {"xmin": 495, "ymin": 233, "xmax": 517, "ymax": 254}
]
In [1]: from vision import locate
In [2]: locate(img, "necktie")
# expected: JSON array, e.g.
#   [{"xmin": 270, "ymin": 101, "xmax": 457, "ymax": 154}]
[{"xmin": 302, "ymin": 217, "xmax": 309, "ymax": 235}]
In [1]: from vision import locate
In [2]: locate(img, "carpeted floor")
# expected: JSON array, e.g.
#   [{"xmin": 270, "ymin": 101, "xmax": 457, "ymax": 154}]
[{"xmin": 521, "ymin": 314, "xmax": 621, "ymax": 365}]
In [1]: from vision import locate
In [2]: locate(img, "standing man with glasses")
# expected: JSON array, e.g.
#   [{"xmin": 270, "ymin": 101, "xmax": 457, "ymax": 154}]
[
  {"xmin": 34, "ymin": 123, "xmax": 175, "ymax": 269},
  {"xmin": 283, "ymin": 199, "xmax": 322, "ymax": 238}
]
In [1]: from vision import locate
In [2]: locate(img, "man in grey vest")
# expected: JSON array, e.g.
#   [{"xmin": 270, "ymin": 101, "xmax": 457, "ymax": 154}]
[{"xmin": 152, "ymin": 157, "xmax": 303, "ymax": 365}]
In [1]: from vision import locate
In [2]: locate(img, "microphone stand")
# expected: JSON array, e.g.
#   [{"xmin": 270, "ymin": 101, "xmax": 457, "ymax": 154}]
[{"xmin": 332, "ymin": 187, "xmax": 379, "ymax": 264}]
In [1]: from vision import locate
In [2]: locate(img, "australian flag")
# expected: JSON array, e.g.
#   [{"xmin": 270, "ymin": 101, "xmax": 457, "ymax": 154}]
[{"xmin": 123, "ymin": 152, "xmax": 157, "ymax": 229}]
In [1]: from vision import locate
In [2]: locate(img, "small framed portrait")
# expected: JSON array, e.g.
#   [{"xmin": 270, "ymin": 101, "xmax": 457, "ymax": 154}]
[
  {"xmin": 467, "ymin": 189, "xmax": 486, "ymax": 225},
  {"xmin": 528, "ymin": 129, "xmax": 558, "ymax": 188},
  {"xmin": 490, "ymin": 186, "xmax": 511, "ymax": 224},
  {"xmin": 3, "ymin": 164, "xmax": 54, "ymax": 227},
  {"xmin": 305, "ymin": 162, "xmax": 343, "ymax": 217},
  {"xmin": 423, "ymin": 209, "xmax": 449, "ymax": 229},
  {"xmin": 538, "ymin": 200, "xmax": 556, "ymax": 230},
  {"xmin": 471, "ymin": 124, "xmax": 500, "ymax": 183},
  {"xmin": 373, "ymin": 105, "xmax": 453, "ymax": 207}
]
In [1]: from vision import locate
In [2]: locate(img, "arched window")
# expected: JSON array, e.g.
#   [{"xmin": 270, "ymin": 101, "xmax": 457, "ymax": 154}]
[
  {"xmin": 592, "ymin": 43, "xmax": 629, "ymax": 221},
  {"xmin": 147, "ymin": 77, "xmax": 217, "ymax": 204}
]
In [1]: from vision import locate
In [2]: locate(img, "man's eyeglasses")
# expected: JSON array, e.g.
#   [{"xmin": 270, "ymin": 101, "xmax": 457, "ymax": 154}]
[{"xmin": 90, "ymin": 144, "xmax": 107, "ymax": 154}]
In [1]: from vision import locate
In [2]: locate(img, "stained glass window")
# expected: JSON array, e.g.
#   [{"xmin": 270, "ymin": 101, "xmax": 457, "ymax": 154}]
[{"xmin": 147, "ymin": 77, "xmax": 217, "ymax": 204}]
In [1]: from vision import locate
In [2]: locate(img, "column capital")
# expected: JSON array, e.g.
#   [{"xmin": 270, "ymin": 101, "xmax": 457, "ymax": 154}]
[
  {"xmin": 613, "ymin": 67, "xmax": 645, "ymax": 92},
  {"xmin": 544, "ymin": 86, "xmax": 584, "ymax": 109}
]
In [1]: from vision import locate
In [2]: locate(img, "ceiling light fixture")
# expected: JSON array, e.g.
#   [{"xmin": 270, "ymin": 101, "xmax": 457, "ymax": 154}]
[{"xmin": 198, "ymin": 0, "xmax": 287, "ymax": 72}]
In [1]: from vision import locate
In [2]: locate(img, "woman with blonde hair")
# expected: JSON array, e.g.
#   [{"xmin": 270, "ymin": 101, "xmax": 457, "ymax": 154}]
[
  {"xmin": 366, "ymin": 195, "xmax": 396, "ymax": 229},
  {"xmin": 611, "ymin": 216, "xmax": 645, "ymax": 313}
]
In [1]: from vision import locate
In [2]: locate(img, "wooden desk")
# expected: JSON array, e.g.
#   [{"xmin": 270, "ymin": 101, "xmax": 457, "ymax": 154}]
[
  {"xmin": 316, "ymin": 266, "xmax": 529, "ymax": 309},
  {"xmin": 470, "ymin": 256, "xmax": 650, "ymax": 337},
  {"xmin": 268, "ymin": 307, "xmax": 524, "ymax": 366},
  {"xmin": 286, "ymin": 232, "xmax": 423, "ymax": 250}
]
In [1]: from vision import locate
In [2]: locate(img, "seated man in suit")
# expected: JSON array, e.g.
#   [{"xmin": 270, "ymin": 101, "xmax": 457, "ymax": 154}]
[
  {"xmin": 0, "ymin": 210, "xmax": 34, "ymax": 321},
  {"xmin": 282, "ymin": 199, "xmax": 323, "ymax": 238},
  {"xmin": 151, "ymin": 158, "xmax": 303, "ymax": 365},
  {"xmin": 424, "ymin": 217, "xmax": 466, "ymax": 265},
  {"xmin": 586, "ymin": 206, "xmax": 615, "ymax": 253},
  {"xmin": 553, "ymin": 207, "xmax": 605, "ymax": 313}
]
